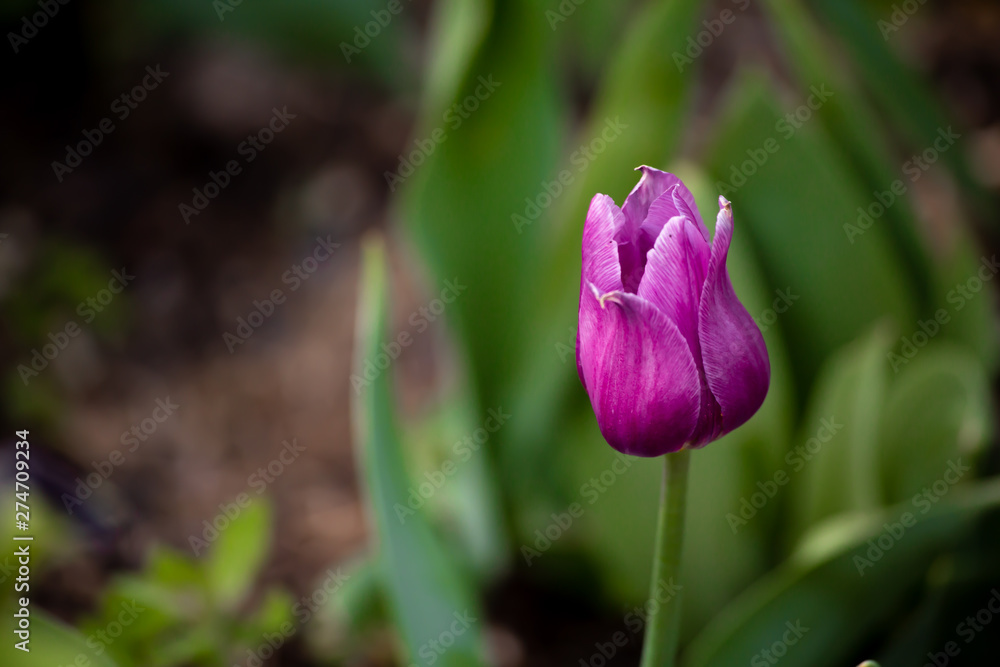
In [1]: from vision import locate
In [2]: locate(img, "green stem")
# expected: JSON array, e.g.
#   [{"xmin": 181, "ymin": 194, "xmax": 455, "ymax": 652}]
[{"xmin": 639, "ymin": 448, "xmax": 691, "ymax": 667}]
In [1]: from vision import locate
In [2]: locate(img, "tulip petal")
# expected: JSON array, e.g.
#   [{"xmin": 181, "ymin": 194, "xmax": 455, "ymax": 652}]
[
  {"xmin": 582, "ymin": 194, "xmax": 625, "ymax": 294},
  {"xmin": 637, "ymin": 211, "xmax": 710, "ymax": 352},
  {"xmin": 638, "ymin": 209, "xmax": 720, "ymax": 444},
  {"xmin": 622, "ymin": 166, "xmax": 702, "ymax": 231},
  {"xmin": 698, "ymin": 198, "xmax": 770, "ymax": 434},
  {"xmin": 618, "ymin": 169, "xmax": 707, "ymax": 292},
  {"xmin": 577, "ymin": 284, "xmax": 701, "ymax": 456}
]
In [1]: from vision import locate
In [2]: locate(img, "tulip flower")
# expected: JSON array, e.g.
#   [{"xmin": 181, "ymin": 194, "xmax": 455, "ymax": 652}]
[
  {"xmin": 576, "ymin": 166, "xmax": 770, "ymax": 457},
  {"xmin": 576, "ymin": 166, "xmax": 770, "ymax": 667}
]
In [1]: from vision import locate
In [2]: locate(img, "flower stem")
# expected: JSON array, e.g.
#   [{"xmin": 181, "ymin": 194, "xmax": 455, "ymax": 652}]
[{"xmin": 639, "ymin": 448, "xmax": 691, "ymax": 667}]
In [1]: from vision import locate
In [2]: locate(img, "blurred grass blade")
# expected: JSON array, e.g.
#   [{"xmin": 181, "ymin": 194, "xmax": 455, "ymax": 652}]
[
  {"xmin": 684, "ymin": 479, "xmax": 1000, "ymax": 667},
  {"xmin": 204, "ymin": 498, "xmax": 273, "ymax": 611},
  {"xmin": 352, "ymin": 236, "xmax": 486, "ymax": 667}
]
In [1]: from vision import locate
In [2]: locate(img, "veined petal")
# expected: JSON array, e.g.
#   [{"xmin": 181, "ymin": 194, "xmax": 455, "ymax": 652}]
[
  {"xmin": 577, "ymin": 285, "xmax": 700, "ymax": 456},
  {"xmin": 582, "ymin": 194, "xmax": 624, "ymax": 294},
  {"xmin": 638, "ymin": 211, "xmax": 719, "ymax": 444},
  {"xmin": 637, "ymin": 212, "xmax": 710, "ymax": 352},
  {"xmin": 697, "ymin": 198, "xmax": 770, "ymax": 434},
  {"xmin": 622, "ymin": 166, "xmax": 704, "ymax": 236}
]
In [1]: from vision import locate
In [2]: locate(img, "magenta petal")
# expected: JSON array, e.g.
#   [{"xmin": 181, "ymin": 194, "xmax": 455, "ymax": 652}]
[
  {"xmin": 697, "ymin": 198, "xmax": 770, "ymax": 434},
  {"xmin": 577, "ymin": 284, "xmax": 701, "ymax": 456},
  {"xmin": 582, "ymin": 194, "xmax": 625, "ymax": 294},
  {"xmin": 622, "ymin": 166, "xmax": 701, "ymax": 230},
  {"xmin": 637, "ymin": 212, "xmax": 710, "ymax": 352}
]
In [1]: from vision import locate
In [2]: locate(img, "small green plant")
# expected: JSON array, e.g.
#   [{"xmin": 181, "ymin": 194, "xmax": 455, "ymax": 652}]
[{"xmin": 80, "ymin": 500, "xmax": 294, "ymax": 667}]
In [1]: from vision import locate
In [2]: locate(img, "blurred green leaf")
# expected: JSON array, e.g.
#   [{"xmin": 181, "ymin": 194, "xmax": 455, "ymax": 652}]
[
  {"xmin": 408, "ymin": 396, "xmax": 508, "ymax": 579},
  {"xmin": 789, "ymin": 327, "xmax": 890, "ymax": 539},
  {"xmin": 204, "ymin": 498, "xmax": 273, "ymax": 611},
  {"xmin": 684, "ymin": 479, "xmax": 1000, "ymax": 667},
  {"xmin": 237, "ymin": 587, "xmax": 295, "ymax": 652},
  {"xmin": 0, "ymin": 607, "xmax": 118, "ymax": 667},
  {"xmin": 878, "ymin": 343, "xmax": 991, "ymax": 504},
  {"xmin": 706, "ymin": 71, "xmax": 917, "ymax": 386},
  {"xmin": 761, "ymin": 0, "xmax": 934, "ymax": 302},
  {"xmin": 306, "ymin": 557, "xmax": 388, "ymax": 661},
  {"xmin": 402, "ymin": 0, "xmax": 564, "ymax": 407},
  {"xmin": 421, "ymin": 0, "xmax": 492, "ymax": 114},
  {"xmin": 808, "ymin": 0, "xmax": 994, "ymax": 221},
  {"xmin": 352, "ymin": 237, "xmax": 486, "ymax": 667}
]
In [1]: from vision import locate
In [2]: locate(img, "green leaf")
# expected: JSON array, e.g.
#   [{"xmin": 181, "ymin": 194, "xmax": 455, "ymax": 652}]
[
  {"xmin": 0, "ymin": 607, "xmax": 119, "ymax": 667},
  {"xmin": 204, "ymin": 498, "xmax": 273, "ymax": 611},
  {"xmin": 788, "ymin": 327, "xmax": 890, "ymax": 540},
  {"xmin": 706, "ymin": 71, "xmax": 916, "ymax": 386},
  {"xmin": 401, "ymin": 0, "xmax": 564, "ymax": 406},
  {"xmin": 684, "ymin": 479, "xmax": 1000, "ymax": 667},
  {"xmin": 421, "ymin": 0, "xmax": 492, "ymax": 115},
  {"xmin": 352, "ymin": 237, "xmax": 486, "ymax": 667},
  {"xmin": 878, "ymin": 343, "xmax": 991, "ymax": 505},
  {"xmin": 305, "ymin": 557, "xmax": 388, "ymax": 660},
  {"xmin": 808, "ymin": 0, "xmax": 994, "ymax": 220},
  {"xmin": 760, "ymin": 0, "xmax": 934, "ymax": 302}
]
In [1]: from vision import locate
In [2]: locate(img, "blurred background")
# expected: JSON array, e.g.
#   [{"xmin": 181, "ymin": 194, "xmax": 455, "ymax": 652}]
[{"xmin": 1, "ymin": 0, "xmax": 1000, "ymax": 665}]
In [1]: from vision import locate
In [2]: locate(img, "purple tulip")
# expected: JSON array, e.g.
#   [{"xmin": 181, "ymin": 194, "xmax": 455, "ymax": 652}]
[{"xmin": 576, "ymin": 166, "xmax": 770, "ymax": 457}]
